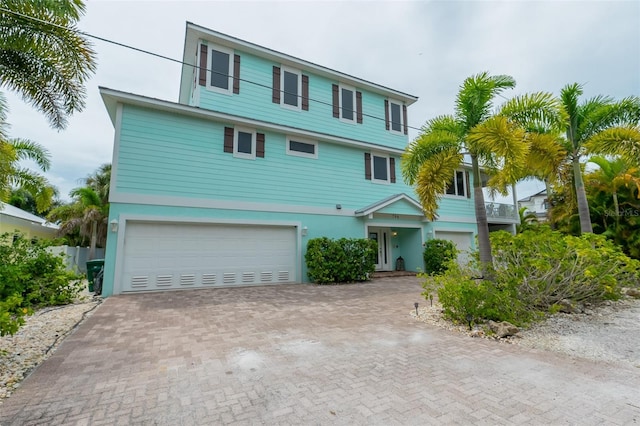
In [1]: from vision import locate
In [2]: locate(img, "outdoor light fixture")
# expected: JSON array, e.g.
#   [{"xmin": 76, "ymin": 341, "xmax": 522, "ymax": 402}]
[
  {"xmin": 414, "ymin": 302, "xmax": 419, "ymax": 316},
  {"xmin": 392, "ymin": 231, "xmax": 398, "ymax": 237},
  {"xmin": 301, "ymin": 226, "xmax": 308, "ymax": 236},
  {"xmin": 335, "ymin": 204, "xmax": 342, "ymax": 210},
  {"xmin": 110, "ymin": 219, "xmax": 119, "ymax": 233}
]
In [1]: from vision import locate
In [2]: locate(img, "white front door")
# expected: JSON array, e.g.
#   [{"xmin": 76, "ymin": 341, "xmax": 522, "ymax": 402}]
[{"xmin": 368, "ymin": 227, "xmax": 392, "ymax": 271}]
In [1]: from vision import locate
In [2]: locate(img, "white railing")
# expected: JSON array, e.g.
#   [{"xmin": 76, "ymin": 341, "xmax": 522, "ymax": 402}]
[{"xmin": 485, "ymin": 202, "xmax": 517, "ymax": 220}]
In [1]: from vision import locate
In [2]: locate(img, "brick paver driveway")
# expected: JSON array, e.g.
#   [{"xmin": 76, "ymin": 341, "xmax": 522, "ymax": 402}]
[{"xmin": 2, "ymin": 277, "xmax": 639, "ymax": 425}]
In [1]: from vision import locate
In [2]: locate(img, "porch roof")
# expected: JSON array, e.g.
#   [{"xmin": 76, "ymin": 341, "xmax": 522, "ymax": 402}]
[{"xmin": 355, "ymin": 193, "xmax": 424, "ymax": 217}]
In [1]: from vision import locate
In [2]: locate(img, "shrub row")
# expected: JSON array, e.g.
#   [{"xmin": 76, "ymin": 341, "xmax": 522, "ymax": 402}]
[
  {"xmin": 305, "ymin": 237, "xmax": 377, "ymax": 284},
  {"xmin": 0, "ymin": 233, "xmax": 82, "ymax": 335}
]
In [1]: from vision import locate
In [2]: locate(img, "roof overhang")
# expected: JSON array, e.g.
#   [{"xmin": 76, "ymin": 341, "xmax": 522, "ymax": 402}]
[
  {"xmin": 355, "ymin": 193, "xmax": 424, "ymax": 217},
  {"xmin": 179, "ymin": 22, "xmax": 419, "ymax": 106},
  {"xmin": 100, "ymin": 87, "xmax": 406, "ymax": 155}
]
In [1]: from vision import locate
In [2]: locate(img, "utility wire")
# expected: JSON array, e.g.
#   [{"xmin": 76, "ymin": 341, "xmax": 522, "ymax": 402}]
[{"xmin": 0, "ymin": 6, "xmax": 424, "ymax": 132}]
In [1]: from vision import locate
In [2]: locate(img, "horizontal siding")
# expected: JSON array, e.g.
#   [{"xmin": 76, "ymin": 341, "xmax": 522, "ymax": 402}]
[
  {"xmin": 117, "ymin": 105, "xmax": 416, "ymax": 210},
  {"xmin": 196, "ymin": 50, "xmax": 408, "ymax": 150},
  {"xmin": 437, "ymin": 196, "xmax": 477, "ymax": 220},
  {"xmin": 377, "ymin": 199, "xmax": 423, "ymax": 216}
]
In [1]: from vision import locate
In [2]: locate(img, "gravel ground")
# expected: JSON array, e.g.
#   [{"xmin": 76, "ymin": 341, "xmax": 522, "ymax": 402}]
[
  {"xmin": 0, "ymin": 295, "xmax": 102, "ymax": 400},
  {"xmin": 1, "ymin": 292, "xmax": 639, "ymax": 402}
]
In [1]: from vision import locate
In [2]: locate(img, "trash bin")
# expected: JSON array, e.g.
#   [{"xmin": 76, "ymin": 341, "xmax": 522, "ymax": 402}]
[{"xmin": 86, "ymin": 259, "xmax": 105, "ymax": 292}]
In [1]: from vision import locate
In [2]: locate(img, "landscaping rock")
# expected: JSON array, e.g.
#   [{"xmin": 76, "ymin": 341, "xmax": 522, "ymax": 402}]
[
  {"xmin": 488, "ymin": 320, "xmax": 519, "ymax": 338},
  {"xmin": 557, "ymin": 299, "xmax": 581, "ymax": 314},
  {"xmin": 625, "ymin": 288, "xmax": 640, "ymax": 299}
]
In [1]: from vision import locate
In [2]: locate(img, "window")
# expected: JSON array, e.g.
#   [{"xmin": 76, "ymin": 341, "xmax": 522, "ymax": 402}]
[
  {"xmin": 273, "ymin": 66, "xmax": 309, "ymax": 110},
  {"xmin": 333, "ymin": 84, "xmax": 362, "ymax": 123},
  {"xmin": 445, "ymin": 170, "xmax": 468, "ymax": 197},
  {"xmin": 198, "ymin": 44, "xmax": 240, "ymax": 94},
  {"xmin": 223, "ymin": 127, "xmax": 265, "ymax": 159},
  {"xmin": 385, "ymin": 99, "xmax": 408, "ymax": 134},
  {"xmin": 364, "ymin": 153, "xmax": 396, "ymax": 184},
  {"xmin": 286, "ymin": 137, "xmax": 317, "ymax": 159}
]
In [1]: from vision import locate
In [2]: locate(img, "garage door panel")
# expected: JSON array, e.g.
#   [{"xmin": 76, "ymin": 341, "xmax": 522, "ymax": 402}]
[
  {"xmin": 434, "ymin": 231, "xmax": 473, "ymax": 265},
  {"xmin": 121, "ymin": 222, "xmax": 297, "ymax": 292}
]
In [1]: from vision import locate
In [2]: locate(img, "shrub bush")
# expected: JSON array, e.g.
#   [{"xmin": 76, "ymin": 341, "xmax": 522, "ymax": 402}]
[
  {"xmin": 422, "ymin": 239, "xmax": 457, "ymax": 275},
  {"xmin": 0, "ymin": 233, "xmax": 83, "ymax": 336},
  {"xmin": 305, "ymin": 237, "xmax": 377, "ymax": 284}
]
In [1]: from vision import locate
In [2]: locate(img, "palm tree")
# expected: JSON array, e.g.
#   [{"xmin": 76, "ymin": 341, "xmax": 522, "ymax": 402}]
[
  {"xmin": 558, "ymin": 84, "xmax": 640, "ymax": 234},
  {"xmin": 0, "ymin": 0, "xmax": 96, "ymax": 129},
  {"xmin": 402, "ymin": 73, "xmax": 562, "ymax": 273},
  {"xmin": 0, "ymin": 94, "xmax": 56, "ymax": 212},
  {"xmin": 84, "ymin": 163, "xmax": 111, "ymax": 205},
  {"xmin": 48, "ymin": 186, "xmax": 108, "ymax": 260}
]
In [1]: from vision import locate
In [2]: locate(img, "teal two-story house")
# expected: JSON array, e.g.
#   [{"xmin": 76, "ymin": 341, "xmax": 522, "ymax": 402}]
[{"xmin": 100, "ymin": 22, "xmax": 511, "ymax": 296}]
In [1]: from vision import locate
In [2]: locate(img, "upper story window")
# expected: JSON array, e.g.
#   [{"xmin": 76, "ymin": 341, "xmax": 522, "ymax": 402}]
[
  {"xmin": 198, "ymin": 43, "xmax": 240, "ymax": 94},
  {"xmin": 364, "ymin": 153, "xmax": 396, "ymax": 184},
  {"xmin": 286, "ymin": 137, "xmax": 318, "ymax": 159},
  {"xmin": 332, "ymin": 84, "xmax": 362, "ymax": 123},
  {"xmin": 273, "ymin": 66, "xmax": 309, "ymax": 110},
  {"xmin": 385, "ymin": 99, "xmax": 408, "ymax": 135},
  {"xmin": 445, "ymin": 170, "xmax": 469, "ymax": 197},
  {"xmin": 223, "ymin": 127, "xmax": 265, "ymax": 159}
]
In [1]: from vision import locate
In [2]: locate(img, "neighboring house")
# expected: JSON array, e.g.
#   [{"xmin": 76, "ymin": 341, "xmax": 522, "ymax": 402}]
[
  {"xmin": 518, "ymin": 189, "xmax": 548, "ymax": 221},
  {"xmin": 0, "ymin": 202, "xmax": 58, "ymax": 240},
  {"xmin": 100, "ymin": 22, "xmax": 517, "ymax": 296}
]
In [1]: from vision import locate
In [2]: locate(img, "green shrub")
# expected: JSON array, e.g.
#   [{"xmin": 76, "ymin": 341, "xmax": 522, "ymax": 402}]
[
  {"xmin": 305, "ymin": 237, "xmax": 376, "ymax": 284},
  {"xmin": 0, "ymin": 233, "xmax": 83, "ymax": 335},
  {"xmin": 422, "ymin": 239, "xmax": 458, "ymax": 275}
]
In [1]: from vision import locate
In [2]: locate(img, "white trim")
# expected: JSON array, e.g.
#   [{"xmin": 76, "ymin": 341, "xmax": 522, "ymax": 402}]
[
  {"xmin": 286, "ymin": 137, "xmax": 318, "ymax": 159},
  {"xmin": 110, "ymin": 192, "xmax": 358, "ymax": 216},
  {"xmin": 433, "ymin": 216, "xmax": 478, "ymax": 224},
  {"xmin": 371, "ymin": 153, "xmax": 390, "ymax": 184},
  {"xmin": 108, "ymin": 104, "xmax": 123, "ymax": 204},
  {"xmin": 280, "ymin": 66, "xmax": 302, "ymax": 110},
  {"xmin": 387, "ymin": 99, "xmax": 404, "ymax": 134},
  {"xmin": 443, "ymin": 170, "xmax": 468, "ymax": 197},
  {"xmin": 233, "ymin": 127, "xmax": 256, "ymax": 160},
  {"xmin": 181, "ymin": 23, "xmax": 419, "ymax": 106},
  {"xmin": 100, "ymin": 88, "xmax": 405, "ymax": 156},
  {"xmin": 338, "ymin": 84, "xmax": 357, "ymax": 123},
  {"xmin": 355, "ymin": 193, "xmax": 424, "ymax": 217},
  {"xmin": 112, "ymin": 214, "xmax": 303, "ymax": 295},
  {"xmin": 205, "ymin": 43, "xmax": 234, "ymax": 95}
]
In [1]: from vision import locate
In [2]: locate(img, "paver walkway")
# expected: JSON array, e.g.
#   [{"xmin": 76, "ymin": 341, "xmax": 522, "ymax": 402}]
[{"xmin": 1, "ymin": 277, "xmax": 639, "ymax": 425}]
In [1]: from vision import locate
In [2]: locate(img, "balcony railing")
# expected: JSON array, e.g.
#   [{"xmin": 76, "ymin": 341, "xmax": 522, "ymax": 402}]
[{"xmin": 485, "ymin": 202, "xmax": 517, "ymax": 220}]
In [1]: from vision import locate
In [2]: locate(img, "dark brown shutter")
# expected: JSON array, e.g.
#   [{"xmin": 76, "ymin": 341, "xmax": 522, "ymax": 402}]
[
  {"xmin": 301, "ymin": 75, "xmax": 309, "ymax": 111},
  {"xmin": 256, "ymin": 133, "xmax": 265, "ymax": 158},
  {"xmin": 403, "ymin": 104, "xmax": 408, "ymax": 135},
  {"xmin": 465, "ymin": 171, "xmax": 471, "ymax": 198},
  {"xmin": 224, "ymin": 127, "xmax": 234, "ymax": 153},
  {"xmin": 233, "ymin": 54, "xmax": 240, "ymax": 94},
  {"xmin": 332, "ymin": 84, "xmax": 339, "ymax": 118},
  {"xmin": 356, "ymin": 91, "xmax": 363, "ymax": 124},
  {"xmin": 199, "ymin": 44, "xmax": 208, "ymax": 86},
  {"xmin": 364, "ymin": 153, "xmax": 371, "ymax": 180},
  {"xmin": 272, "ymin": 66, "xmax": 281, "ymax": 103},
  {"xmin": 390, "ymin": 158, "xmax": 396, "ymax": 183},
  {"xmin": 384, "ymin": 99, "xmax": 390, "ymax": 130}
]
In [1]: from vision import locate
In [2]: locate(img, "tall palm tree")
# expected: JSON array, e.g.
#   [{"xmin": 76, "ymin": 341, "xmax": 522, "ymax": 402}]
[
  {"xmin": 0, "ymin": 94, "xmax": 56, "ymax": 212},
  {"xmin": 558, "ymin": 83, "xmax": 640, "ymax": 233},
  {"xmin": 402, "ymin": 73, "xmax": 562, "ymax": 273},
  {"xmin": 84, "ymin": 163, "xmax": 111, "ymax": 205},
  {"xmin": 0, "ymin": 0, "xmax": 96, "ymax": 129}
]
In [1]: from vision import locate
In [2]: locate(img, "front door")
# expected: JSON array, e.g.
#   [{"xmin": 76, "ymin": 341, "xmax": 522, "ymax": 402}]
[{"xmin": 368, "ymin": 227, "xmax": 391, "ymax": 271}]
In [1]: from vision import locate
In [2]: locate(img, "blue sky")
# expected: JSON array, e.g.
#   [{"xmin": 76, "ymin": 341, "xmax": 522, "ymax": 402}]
[{"xmin": 4, "ymin": 0, "xmax": 640, "ymax": 203}]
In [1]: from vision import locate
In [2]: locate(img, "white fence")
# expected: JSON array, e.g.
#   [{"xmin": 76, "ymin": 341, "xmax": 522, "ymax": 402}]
[{"xmin": 48, "ymin": 246, "xmax": 105, "ymax": 274}]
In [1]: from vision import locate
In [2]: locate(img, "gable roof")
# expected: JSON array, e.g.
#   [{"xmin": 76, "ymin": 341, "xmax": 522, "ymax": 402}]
[
  {"xmin": 355, "ymin": 193, "xmax": 424, "ymax": 217},
  {"xmin": 179, "ymin": 22, "xmax": 419, "ymax": 106},
  {"xmin": 0, "ymin": 202, "xmax": 58, "ymax": 229},
  {"xmin": 518, "ymin": 189, "xmax": 547, "ymax": 203}
]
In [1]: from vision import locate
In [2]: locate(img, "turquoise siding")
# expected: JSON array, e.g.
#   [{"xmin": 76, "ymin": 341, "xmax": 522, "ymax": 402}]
[
  {"xmin": 194, "ymin": 50, "xmax": 408, "ymax": 151},
  {"xmin": 378, "ymin": 199, "xmax": 422, "ymax": 216},
  {"xmin": 117, "ymin": 105, "xmax": 415, "ymax": 210},
  {"xmin": 436, "ymin": 196, "xmax": 477, "ymax": 221}
]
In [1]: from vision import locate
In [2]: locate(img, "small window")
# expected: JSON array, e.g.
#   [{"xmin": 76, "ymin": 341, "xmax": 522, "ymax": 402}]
[
  {"xmin": 340, "ymin": 85, "xmax": 356, "ymax": 122},
  {"xmin": 445, "ymin": 171, "xmax": 467, "ymax": 197},
  {"xmin": 234, "ymin": 128, "xmax": 256, "ymax": 159},
  {"xmin": 282, "ymin": 69, "xmax": 300, "ymax": 107},
  {"xmin": 208, "ymin": 45, "xmax": 233, "ymax": 93},
  {"xmin": 389, "ymin": 102, "xmax": 402, "ymax": 132},
  {"xmin": 286, "ymin": 137, "xmax": 317, "ymax": 159}
]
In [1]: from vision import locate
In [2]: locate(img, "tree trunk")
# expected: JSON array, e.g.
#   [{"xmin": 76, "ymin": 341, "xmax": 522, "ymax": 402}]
[
  {"xmin": 613, "ymin": 191, "xmax": 620, "ymax": 229},
  {"xmin": 572, "ymin": 155, "xmax": 593, "ymax": 234},
  {"xmin": 471, "ymin": 155, "xmax": 493, "ymax": 276},
  {"xmin": 89, "ymin": 220, "xmax": 97, "ymax": 260},
  {"xmin": 544, "ymin": 178, "xmax": 554, "ymax": 228}
]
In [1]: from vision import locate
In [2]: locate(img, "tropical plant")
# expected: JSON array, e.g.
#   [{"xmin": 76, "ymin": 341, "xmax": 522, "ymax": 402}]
[
  {"xmin": 516, "ymin": 207, "xmax": 539, "ymax": 233},
  {"xmin": 0, "ymin": 0, "xmax": 96, "ymax": 129},
  {"xmin": 557, "ymin": 83, "xmax": 640, "ymax": 233},
  {"xmin": 402, "ymin": 72, "xmax": 562, "ymax": 274},
  {"xmin": 0, "ymin": 95, "xmax": 56, "ymax": 212},
  {"xmin": 422, "ymin": 239, "xmax": 457, "ymax": 275}
]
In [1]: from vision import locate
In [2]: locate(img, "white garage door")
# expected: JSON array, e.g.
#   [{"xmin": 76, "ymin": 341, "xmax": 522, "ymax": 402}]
[
  {"xmin": 120, "ymin": 222, "xmax": 297, "ymax": 292},
  {"xmin": 433, "ymin": 231, "xmax": 473, "ymax": 265}
]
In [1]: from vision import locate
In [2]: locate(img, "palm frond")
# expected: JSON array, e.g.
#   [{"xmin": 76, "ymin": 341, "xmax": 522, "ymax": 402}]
[
  {"xmin": 455, "ymin": 72, "xmax": 516, "ymax": 131},
  {"xmin": 499, "ymin": 92, "xmax": 566, "ymax": 132},
  {"xmin": 414, "ymin": 149, "xmax": 463, "ymax": 220},
  {"xmin": 579, "ymin": 97, "xmax": 640, "ymax": 142},
  {"xmin": 7, "ymin": 138, "xmax": 51, "ymax": 170},
  {"xmin": 401, "ymin": 128, "xmax": 462, "ymax": 185},
  {"xmin": 585, "ymin": 126, "xmax": 640, "ymax": 166}
]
